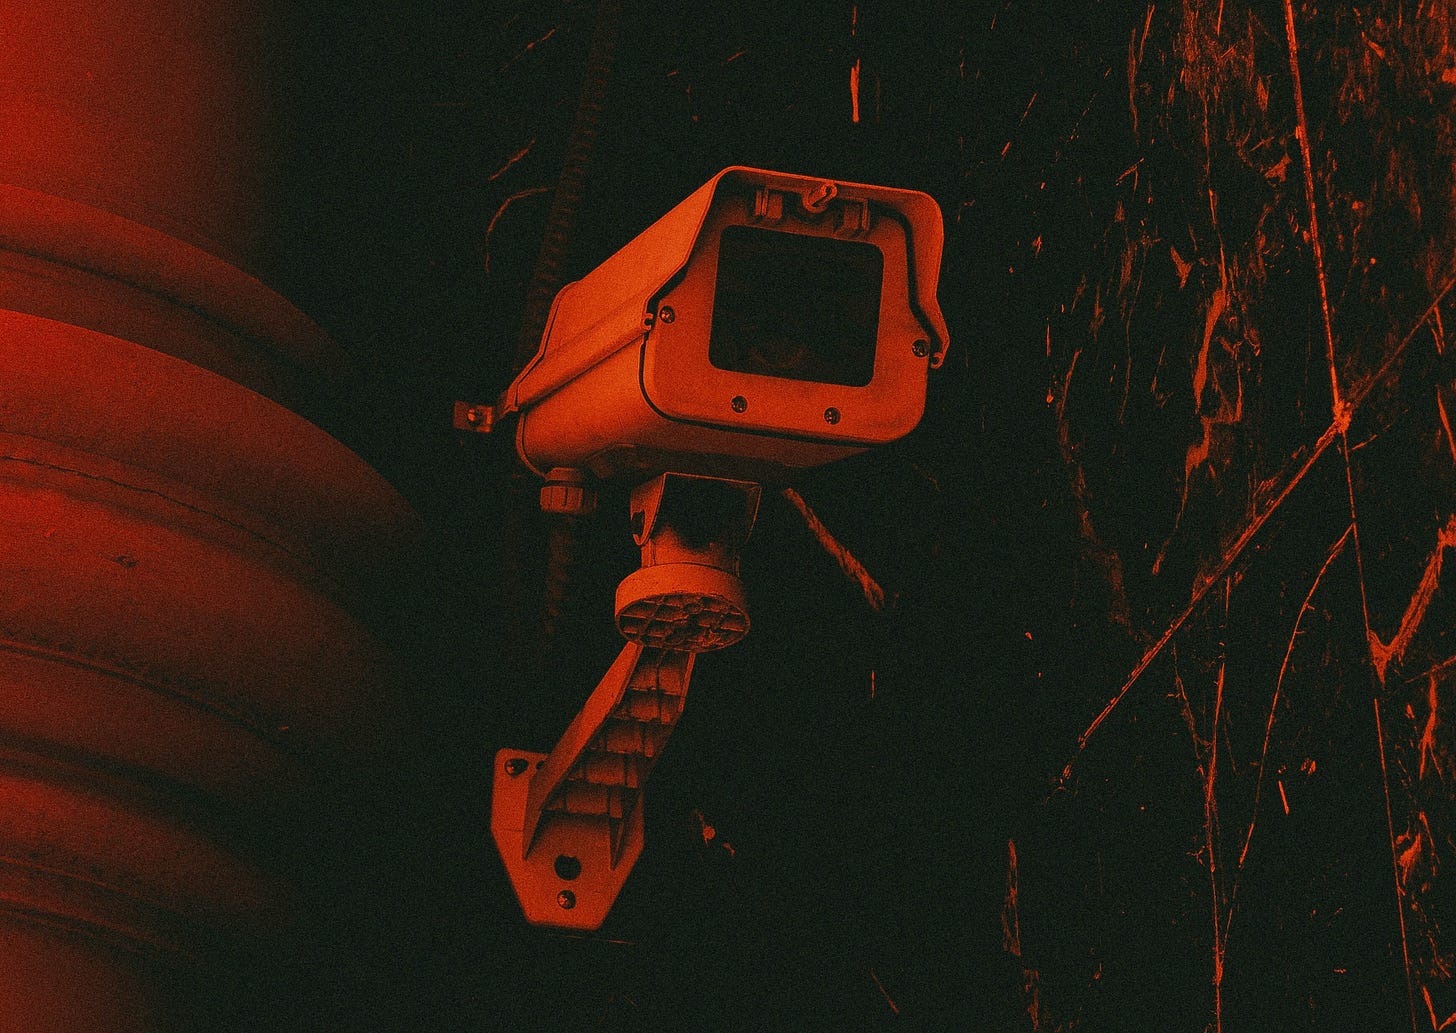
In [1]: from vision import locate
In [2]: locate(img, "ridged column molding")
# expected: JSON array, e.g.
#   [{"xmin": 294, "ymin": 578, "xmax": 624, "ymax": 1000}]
[{"xmin": 0, "ymin": 4, "xmax": 419, "ymax": 1029}]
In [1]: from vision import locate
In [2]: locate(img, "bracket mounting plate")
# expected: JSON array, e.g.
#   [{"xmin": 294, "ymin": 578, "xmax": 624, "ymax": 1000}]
[{"xmin": 490, "ymin": 748, "xmax": 645, "ymax": 930}]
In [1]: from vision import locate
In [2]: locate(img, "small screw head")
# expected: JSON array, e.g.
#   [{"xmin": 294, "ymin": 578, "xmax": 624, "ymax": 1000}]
[
  {"xmin": 557, "ymin": 890, "xmax": 576, "ymax": 910},
  {"xmin": 912, "ymin": 339, "xmax": 930, "ymax": 357},
  {"xmin": 465, "ymin": 406, "xmax": 484, "ymax": 424},
  {"xmin": 658, "ymin": 306, "xmax": 676, "ymax": 324},
  {"xmin": 824, "ymin": 407, "xmax": 841, "ymax": 425},
  {"xmin": 504, "ymin": 757, "xmax": 528, "ymax": 777},
  {"xmin": 731, "ymin": 395, "xmax": 748, "ymax": 413}
]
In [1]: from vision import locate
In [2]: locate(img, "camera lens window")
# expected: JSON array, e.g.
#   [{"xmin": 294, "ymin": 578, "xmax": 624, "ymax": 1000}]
[{"xmin": 708, "ymin": 225, "xmax": 882, "ymax": 387}]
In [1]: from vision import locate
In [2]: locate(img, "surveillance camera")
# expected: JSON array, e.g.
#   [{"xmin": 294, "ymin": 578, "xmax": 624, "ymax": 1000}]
[
  {"xmin": 500, "ymin": 166, "xmax": 949, "ymax": 482},
  {"xmin": 484, "ymin": 169, "xmax": 949, "ymax": 928}
]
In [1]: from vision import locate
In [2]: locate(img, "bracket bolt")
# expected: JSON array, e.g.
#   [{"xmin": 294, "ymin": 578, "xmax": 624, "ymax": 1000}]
[
  {"xmin": 557, "ymin": 890, "xmax": 576, "ymax": 910},
  {"xmin": 824, "ymin": 407, "xmax": 841, "ymax": 425},
  {"xmin": 504, "ymin": 757, "xmax": 528, "ymax": 777},
  {"xmin": 658, "ymin": 306, "xmax": 676, "ymax": 324},
  {"xmin": 731, "ymin": 395, "xmax": 748, "ymax": 413},
  {"xmin": 912, "ymin": 339, "xmax": 930, "ymax": 357}
]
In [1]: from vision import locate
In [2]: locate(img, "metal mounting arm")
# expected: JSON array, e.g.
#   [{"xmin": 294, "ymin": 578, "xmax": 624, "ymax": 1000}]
[
  {"xmin": 491, "ymin": 643, "xmax": 693, "ymax": 928},
  {"xmin": 490, "ymin": 472, "xmax": 759, "ymax": 930}
]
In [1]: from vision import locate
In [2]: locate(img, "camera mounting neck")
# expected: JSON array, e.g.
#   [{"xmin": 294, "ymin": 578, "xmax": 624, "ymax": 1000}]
[
  {"xmin": 491, "ymin": 472, "xmax": 760, "ymax": 929},
  {"xmin": 617, "ymin": 472, "xmax": 759, "ymax": 651}
]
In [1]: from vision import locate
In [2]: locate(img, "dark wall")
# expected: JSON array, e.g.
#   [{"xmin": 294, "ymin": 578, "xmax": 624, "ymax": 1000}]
[{"xmin": 253, "ymin": 2, "xmax": 1456, "ymax": 1029}]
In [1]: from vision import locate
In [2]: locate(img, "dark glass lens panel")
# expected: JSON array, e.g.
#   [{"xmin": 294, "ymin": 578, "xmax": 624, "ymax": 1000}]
[{"xmin": 708, "ymin": 225, "xmax": 882, "ymax": 387}]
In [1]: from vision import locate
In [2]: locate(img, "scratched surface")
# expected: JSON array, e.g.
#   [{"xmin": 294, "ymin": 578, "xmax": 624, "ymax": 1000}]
[
  {"xmin": 249, "ymin": 1, "xmax": 1456, "ymax": 1029},
  {"xmin": 1018, "ymin": 3, "xmax": 1456, "ymax": 1030}
]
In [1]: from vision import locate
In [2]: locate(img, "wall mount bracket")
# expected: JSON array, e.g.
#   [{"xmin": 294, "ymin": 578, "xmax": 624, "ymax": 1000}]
[{"xmin": 490, "ymin": 472, "xmax": 760, "ymax": 930}]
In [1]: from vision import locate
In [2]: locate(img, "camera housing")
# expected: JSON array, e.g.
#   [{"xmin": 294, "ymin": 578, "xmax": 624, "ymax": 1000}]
[{"xmin": 502, "ymin": 167, "xmax": 948, "ymax": 482}]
